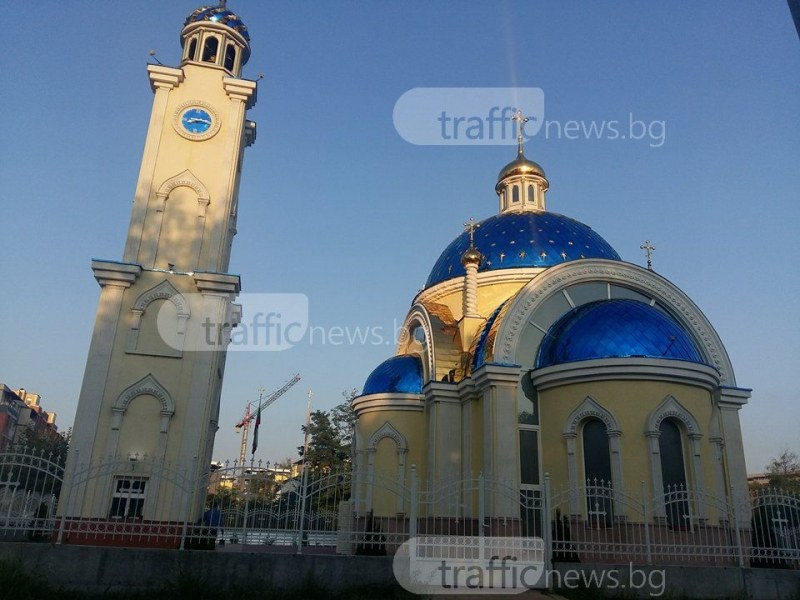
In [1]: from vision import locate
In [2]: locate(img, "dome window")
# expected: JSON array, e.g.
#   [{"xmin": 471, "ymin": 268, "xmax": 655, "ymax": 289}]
[
  {"xmin": 513, "ymin": 185, "xmax": 520, "ymax": 203},
  {"xmin": 528, "ymin": 184, "xmax": 535, "ymax": 203},
  {"xmin": 202, "ymin": 36, "xmax": 220, "ymax": 63},
  {"xmin": 224, "ymin": 43, "xmax": 237, "ymax": 72}
]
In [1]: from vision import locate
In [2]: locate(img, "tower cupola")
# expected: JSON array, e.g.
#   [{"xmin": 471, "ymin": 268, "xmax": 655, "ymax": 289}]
[
  {"xmin": 495, "ymin": 110, "xmax": 549, "ymax": 214},
  {"xmin": 181, "ymin": 3, "xmax": 251, "ymax": 76}
]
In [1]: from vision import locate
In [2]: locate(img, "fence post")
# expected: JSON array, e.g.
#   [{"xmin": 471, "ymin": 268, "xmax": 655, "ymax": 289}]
[
  {"xmin": 179, "ymin": 456, "xmax": 198, "ymax": 550},
  {"xmin": 56, "ymin": 449, "xmax": 79, "ymax": 545},
  {"xmin": 728, "ymin": 485, "xmax": 745, "ymax": 567},
  {"xmin": 409, "ymin": 464, "xmax": 418, "ymax": 559},
  {"xmin": 641, "ymin": 480, "xmax": 652, "ymax": 565},
  {"xmin": 478, "ymin": 472, "xmax": 485, "ymax": 561},
  {"xmin": 543, "ymin": 473, "xmax": 552, "ymax": 572},
  {"xmin": 295, "ymin": 464, "xmax": 309, "ymax": 554},
  {"xmin": 241, "ymin": 462, "xmax": 252, "ymax": 547}
]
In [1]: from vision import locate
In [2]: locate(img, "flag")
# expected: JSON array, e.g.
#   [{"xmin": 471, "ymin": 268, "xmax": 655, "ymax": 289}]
[{"xmin": 251, "ymin": 401, "xmax": 262, "ymax": 455}]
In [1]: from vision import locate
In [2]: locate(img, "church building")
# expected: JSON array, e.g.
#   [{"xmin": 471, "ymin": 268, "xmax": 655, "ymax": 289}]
[{"xmin": 353, "ymin": 119, "xmax": 752, "ymax": 528}]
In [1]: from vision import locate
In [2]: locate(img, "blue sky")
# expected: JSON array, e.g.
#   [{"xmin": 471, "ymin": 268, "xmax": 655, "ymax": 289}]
[{"xmin": 1, "ymin": 1, "xmax": 798, "ymax": 470}]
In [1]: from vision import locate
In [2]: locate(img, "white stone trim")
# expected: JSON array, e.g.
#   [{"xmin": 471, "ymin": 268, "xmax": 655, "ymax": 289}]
[
  {"xmin": 645, "ymin": 395, "xmax": 705, "ymax": 519},
  {"xmin": 645, "ymin": 395, "xmax": 702, "ymax": 437},
  {"xmin": 531, "ymin": 358, "xmax": 720, "ymax": 392},
  {"xmin": 155, "ymin": 169, "xmax": 211, "ymax": 215},
  {"xmin": 112, "ymin": 373, "xmax": 175, "ymax": 422},
  {"xmin": 561, "ymin": 397, "xmax": 624, "ymax": 517},
  {"xmin": 398, "ymin": 306, "xmax": 435, "ymax": 382},
  {"xmin": 494, "ymin": 259, "xmax": 737, "ymax": 385},
  {"xmin": 351, "ymin": 393, "xmax": 424, "ymax": 417}
]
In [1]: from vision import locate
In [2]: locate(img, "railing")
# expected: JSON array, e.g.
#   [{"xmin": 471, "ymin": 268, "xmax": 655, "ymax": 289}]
[{"xmin": 0, "ymin": 445, "xmax": 798, "ymax": 570}]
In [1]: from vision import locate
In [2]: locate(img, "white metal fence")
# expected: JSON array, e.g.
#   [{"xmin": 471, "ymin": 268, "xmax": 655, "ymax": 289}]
[{"xmin": 0, "ymin": 445, "xmax": 797, "ymax": 569}]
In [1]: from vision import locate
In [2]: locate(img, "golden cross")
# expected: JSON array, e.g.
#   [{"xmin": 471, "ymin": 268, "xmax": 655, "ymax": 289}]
[
  {"xmin": 640, "ymin": 240, "xmax": 656, "ymax": 270},
  {"xmin": 464, "ymin": 218, "xmax": 480, "ymax": 246}
]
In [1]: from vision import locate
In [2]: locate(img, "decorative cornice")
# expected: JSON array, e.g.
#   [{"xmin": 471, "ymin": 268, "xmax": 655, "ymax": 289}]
[
  {"xmin": 367, "ymin": 421, "xmax": 409, "ymax": 452},
  {"xmin": 147, "ymin": 65, "xmax": 184, "ymax": 92},
  {"xmin": 113, "ymin": 373, "xmax": 175, "ymax": 416},
  {"xmin": 562, "ymin": 396, "xmax": 621, "ymax": 437},
  {"xmin": 91, "ymin": 260, "xmax": 142, "ymax": 288},
  {"xmin": 351, "ymin": 393, "xmax": 424, "ymax": 416},
  {"xmin": 472, "ymin": 363, "xmax": 522, "ymax": 391},
  {"xmin": 132, "ymin": 280, "xmax": 189, "ymax": 316},
  {"xmin": 192, "ymin": 271, "xmax": 241, "ymax": 295},
  {"xmin": 423, "ymin": 382, "xmax": 461, "ymax": 404},
  {"xmin": 645, "ymin": 395, "xmax": 702, "ymax": 437},
  {"xmin": 715, "ymin": 387, "xmax": 751, "ymax": 408},
  {"xmin": 531, "ymin": 357, "xmax": 720, "ymax": 392},
  {"xmin": 495, "ymin": 259, "xmax": 736, "ymax": 386},
  {"xmin": 222, "ymin": 77, "xmax": 257, "ymax": 109}
]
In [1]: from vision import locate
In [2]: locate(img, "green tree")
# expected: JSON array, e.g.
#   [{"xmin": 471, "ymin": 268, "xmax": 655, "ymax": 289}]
[
  {"xmin": 17, "ymin": 426, "xmax": 70, "ymax": 466},
  {"xmin": 331, "ymin": 389, "xmax": 357, "ymax": 451},
  {"xmin": 765, "ymin": 449, "xmax": 800, "ymax": 492},
  {"xmin": 299, "ymin": 410, "xmax": 350, "ymax": 474}
]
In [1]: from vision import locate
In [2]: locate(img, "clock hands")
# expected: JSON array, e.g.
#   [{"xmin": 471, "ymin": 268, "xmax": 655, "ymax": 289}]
[{"xmin": 185, "ymin": 117, "xmax": 212, "ymax": 125}]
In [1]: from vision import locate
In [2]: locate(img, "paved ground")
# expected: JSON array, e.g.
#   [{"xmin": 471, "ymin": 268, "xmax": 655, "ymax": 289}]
[{"xmin": 421, "ymin": 591, "xmax": 569, "ymax": 600}]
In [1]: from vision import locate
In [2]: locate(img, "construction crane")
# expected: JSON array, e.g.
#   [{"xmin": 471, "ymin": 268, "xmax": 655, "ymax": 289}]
[{"xmin": 235, "ymin": 373, "xmax": 301, "ymax": 465}]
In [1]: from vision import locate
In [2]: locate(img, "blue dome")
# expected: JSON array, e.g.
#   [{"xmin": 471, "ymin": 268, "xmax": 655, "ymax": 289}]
[
  {"xmin": 536, "ymin": 299, "xmax": 703, "ymax": 368},
  {"xmin": 425, "ymin": 212, "xmax": 620, "ymax": 288},
  {"xmin": 362, "ymin": 355, "xmax": 423, "ymax": 395},
  {"xmin": 184, "ymin": 6, "xmax": 251, "ymax": 42}
]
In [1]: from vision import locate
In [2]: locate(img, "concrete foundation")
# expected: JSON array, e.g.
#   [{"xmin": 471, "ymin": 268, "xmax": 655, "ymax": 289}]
[{"xmin": 1, "ymin": 543, "xmax": 797, "ymax": 598}]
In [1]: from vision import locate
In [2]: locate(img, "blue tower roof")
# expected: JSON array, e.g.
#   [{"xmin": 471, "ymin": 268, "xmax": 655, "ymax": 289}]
[
  {"xmin": 536, "ymin": 299, "xmax": 703, "ymax": 368},
  {"xmin": 184, "ymin": 5, "xmax": 251, "ymax": 42},
  {"xmin": 361, "ymin": 355, "xmax": 424, "ymax": 395},
  {"xmin": 425, "ymin": 212, "xmax": 620, "ymax": 289}
]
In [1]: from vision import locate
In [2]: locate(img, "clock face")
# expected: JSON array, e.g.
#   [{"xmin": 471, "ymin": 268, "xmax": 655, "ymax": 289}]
[{"xmin": 181, "ymin": 108, "xmax": 213, "ymax": 134}]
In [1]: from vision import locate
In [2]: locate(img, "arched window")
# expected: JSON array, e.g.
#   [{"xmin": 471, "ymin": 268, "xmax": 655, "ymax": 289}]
[
  {"xmin": 187, "ymin": 38, "xmax": 198, "ymax": 62},
  {"xmin": 224, "ymin": 44, "xmax": 237, "ymax": 72},
  {"xmin": 583, "ymin": 419, "xmax": 613, "ymax": 525},
  {"xmin": 512, "ymin": 185, "xmax": 520, "ymax": 203},
  {"xmin": 202, "ymin": 37, "xmax": 219, "ymax": 63},
  {"xmin": 659, "ymin": 419, "xmax": 689, "ymax": 528},
  {"xmin": 528, "ymin": 184, "xmax": 535, "ymax": 204}
]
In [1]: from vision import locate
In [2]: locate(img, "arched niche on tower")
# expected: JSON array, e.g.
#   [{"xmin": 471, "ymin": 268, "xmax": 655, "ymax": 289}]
[
  {"xmin": 126, "ymin": 280, "xmax": 190, "ymax": 358},
  {"xmin": 104, "ymin": 374, "xmax": 175, "ymax": 463},
  {"xmin": 140, "ymin": 170, "xmax": 210, "ymax": 272}
]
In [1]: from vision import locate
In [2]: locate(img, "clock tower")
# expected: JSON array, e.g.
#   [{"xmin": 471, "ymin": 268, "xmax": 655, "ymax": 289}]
[{"xmin": 60, "ymin": 4, "xmax": 257, "ymax": 526}]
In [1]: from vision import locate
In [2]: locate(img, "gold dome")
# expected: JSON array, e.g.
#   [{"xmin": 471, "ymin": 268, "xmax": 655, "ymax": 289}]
[
  {"xmin": 461, "ymin": 246, "xmax": 483, "ymax": 266},
  {"xmin": 497, "ymin": 152, "xmax": 546, "ymax": 182}
]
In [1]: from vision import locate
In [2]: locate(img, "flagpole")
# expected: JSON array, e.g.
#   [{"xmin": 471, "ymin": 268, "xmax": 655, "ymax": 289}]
[{"xmin": 251, "ymin": 387, "xmax": 265, "ymax": 458}]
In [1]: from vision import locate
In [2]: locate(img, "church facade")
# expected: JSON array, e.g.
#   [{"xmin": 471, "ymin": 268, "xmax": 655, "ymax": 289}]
[{"xmin": 353, "ymin": 128, "xmax": 752, "ymax": 528}]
